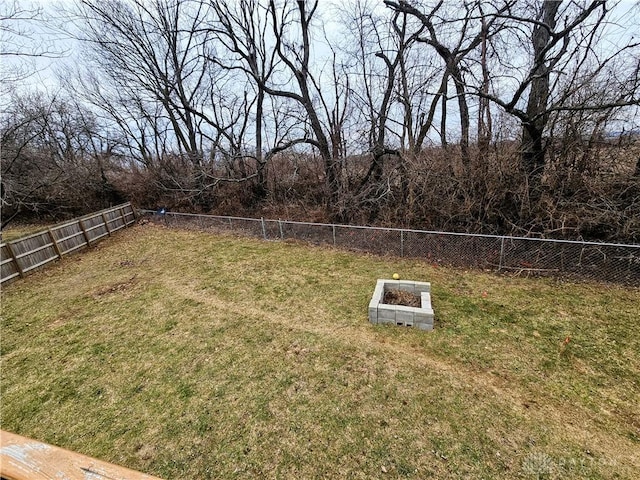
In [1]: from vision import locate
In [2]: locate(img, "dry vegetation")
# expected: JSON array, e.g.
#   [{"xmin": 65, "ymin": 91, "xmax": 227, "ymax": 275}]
[
  {"xmin": 1, "ymin": 224, "xmax": 639, "ymax": 479},
  {"xmin": 116, "ymin": 138, "xmax": 640, "ymax": 244},
  {"xmin": 0, "ymin": 222, "xmax": 52, "ymax": 242}
]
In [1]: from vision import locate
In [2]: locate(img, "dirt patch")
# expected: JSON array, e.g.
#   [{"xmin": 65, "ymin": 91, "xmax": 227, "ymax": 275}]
[
  {"xmin": 135, "ymin": 443, "xmax": 157, "ymax": 461},
  {"xmin": 383, "ymin": 289, "xmax": 421, "ymax": 307},
  {"xmin": 92, "ymin": 275, "xmax": 138, "ymax": 297}
]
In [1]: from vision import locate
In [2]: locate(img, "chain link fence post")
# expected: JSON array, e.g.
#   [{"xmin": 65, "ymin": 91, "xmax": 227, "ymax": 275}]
[{"xmin": 261, "ymin": 217, "xmax": 267, "ymax": 239}]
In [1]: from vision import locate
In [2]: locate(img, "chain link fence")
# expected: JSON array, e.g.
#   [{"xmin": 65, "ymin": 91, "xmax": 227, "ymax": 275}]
[{"xmin": 140, "ymin": 210, "xmax": 640, "ymax": 285}]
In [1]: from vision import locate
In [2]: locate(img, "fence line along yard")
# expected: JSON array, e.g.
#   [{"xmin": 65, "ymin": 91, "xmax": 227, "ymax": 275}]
[
  {"xmin": 1, "ymin": 203, "xmax": 136, "ymax": 284},
  {"xmin": 141, "ymin": 210, "xmax": 640, "ymax": 286}
]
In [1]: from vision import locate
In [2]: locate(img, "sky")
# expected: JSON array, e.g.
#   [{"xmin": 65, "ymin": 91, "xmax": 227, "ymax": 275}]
[
  {"xmin": 3, "ymin": 0, "xmax": 640, "ymax": 93},
  {"xmin": 2, "ymin": 0, "xmax": 639, "ymax": 147},
  {"xmin": 1, "ymin": 0, "xmax": 82, "ymax": 97}
]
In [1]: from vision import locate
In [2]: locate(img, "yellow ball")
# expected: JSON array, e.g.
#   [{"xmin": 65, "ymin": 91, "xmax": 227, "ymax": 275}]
[{"xmin": 392, "ymin": 273, "xmax": 400, "ymax": 280}]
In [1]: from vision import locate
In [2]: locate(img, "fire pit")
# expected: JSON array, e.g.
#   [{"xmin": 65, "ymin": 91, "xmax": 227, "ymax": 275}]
[{"xmin": 368, "ymin": 279, "xmax": 434, "ymax": 330}]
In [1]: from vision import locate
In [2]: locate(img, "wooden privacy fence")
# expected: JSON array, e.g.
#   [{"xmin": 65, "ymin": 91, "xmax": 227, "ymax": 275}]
[{"xmin": 1, "ymin": 203, "xmax": 135, "ymax": 284}]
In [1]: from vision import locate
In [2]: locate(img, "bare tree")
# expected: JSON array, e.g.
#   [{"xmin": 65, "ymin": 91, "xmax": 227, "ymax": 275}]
[
  {"xmin": 474, "ymin": 1, "xmax": 640, "ymax": 205},
  {"xmin": 76, "ymin": 0, "xmax": 215, "ymax": 160},
  {"xmin": 385, "ymin": 0, "xmax": 511, "ymax": 167},
  {"xmin": 476, "ymin": 3, "xmax": 493, "ymax": 161},
  {"xmin": 338, "ymin": 0, "xmax": 418, "ymax": 220},
  {"xmin": 0, "ymin": 1, "xmax": 66, "ymax": 96},
  {"xmin": 74, "ymin": 0, "xmax": 269, "ymax": 209},
  {"xmin": 1, "ymin": 91, "xmax": 122, "ymax": 227},
  {"xmin": 211, "ymin": 0, "xmax": 356, "ymax": 215},
  {"xmin": 234, "ymin": 0, "xmax": 348, "ymax": 212},
  {"xmin": 208, "ymin": 0, "xmax": 308, "ymax": 201}
]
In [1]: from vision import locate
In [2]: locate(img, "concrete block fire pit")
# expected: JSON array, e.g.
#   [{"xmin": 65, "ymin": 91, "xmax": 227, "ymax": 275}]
[{"xmin": 368, "ymin": 279, "xmax": 434, "ymax": 330}]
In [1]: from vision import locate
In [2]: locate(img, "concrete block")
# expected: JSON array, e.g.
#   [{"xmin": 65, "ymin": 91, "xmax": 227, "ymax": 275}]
[
  {"xmin": 421, "ymin": 292, "xmax": 432, "ymax": 309},
  {"xmin": 396, "ymin": 321, "xmax": 414, "ymax": 327},
  {"xmin": 413, "ymin": 282, "xmax": 431, "ymax": 293},
  {"xmin": 415, "ymin": 311, "xmax": 434, "ymax": 324},
  {"xmin": 373, "ymin": 280, "xmax": 386, "ymax": 299},
  {"xmin": 398, "ymin": 281, "xmax": 415, "ymax": 292},
  {"xmin": 396, "ymin": 308, "xmax": 415, "ymax": 324},
  {"xmin": 368, "ymin": 306, "xmax": 378, "ymax": 324},
  {"xmin": 378, "ymin": 305, "xmax": 397, "ymax": 321}
]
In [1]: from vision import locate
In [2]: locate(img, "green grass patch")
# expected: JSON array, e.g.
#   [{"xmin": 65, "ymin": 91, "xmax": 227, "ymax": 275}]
[{"xmin": 2, "ymin": 224, "xmax": 639, "ymax": 479}]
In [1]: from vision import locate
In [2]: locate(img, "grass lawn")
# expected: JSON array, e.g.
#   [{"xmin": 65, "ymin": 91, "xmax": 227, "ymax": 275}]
[{"xmin": 1, "ymin": 223, "xmax": 639, "ymax": 479}]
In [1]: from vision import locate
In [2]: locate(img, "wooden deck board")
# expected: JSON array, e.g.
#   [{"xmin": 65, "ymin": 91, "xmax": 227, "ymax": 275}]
[{"xmin": 0, "ymin": 430, "xmax": 163, "ymax": 480}]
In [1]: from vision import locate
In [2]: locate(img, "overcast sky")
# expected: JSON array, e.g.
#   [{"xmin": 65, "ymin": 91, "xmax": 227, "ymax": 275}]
[{"xmin": 3, "ymin": 0, "xmax": 639, "ymax": 97}]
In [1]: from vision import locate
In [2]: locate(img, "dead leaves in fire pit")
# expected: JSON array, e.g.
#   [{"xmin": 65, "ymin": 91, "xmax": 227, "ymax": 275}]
[{"xmin": 383, "ymin": 288, "xmax": 421, "ymax": 307}]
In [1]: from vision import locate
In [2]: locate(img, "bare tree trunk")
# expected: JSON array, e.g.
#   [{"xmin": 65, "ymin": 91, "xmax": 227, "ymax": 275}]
[
  {"xmin": 254, "ymin": 88, "xmax": 267, "ymax": 200},
  {"xmin": 477, "ymin": 10, "xmax": 492, "ymax": 162},
  {"xmin": 440, "ymin": 73, "xmax": 448, "ymax": 149},
  {"xmin": 261, "ymin": 0, "xmax": 342, "ymax": 210},
  {"xmin": 451, "ymin": 63, "xmax": 470, "ymax": 167},
  {"xmin": 413, "ymin": 72, "xmax": 448, "ymax": 155},
  {"xmin": 398, "ymin": 51, "xmax": 414, "ymax": 151},
  {"xmin": 521, "ymin": 0, "xmax": 561, "ymax": 204}
]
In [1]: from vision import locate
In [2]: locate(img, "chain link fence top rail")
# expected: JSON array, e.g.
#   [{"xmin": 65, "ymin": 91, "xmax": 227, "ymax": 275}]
[{"xmin": 140, "ymin": 210, "xmax": 640, "ymax": 286}]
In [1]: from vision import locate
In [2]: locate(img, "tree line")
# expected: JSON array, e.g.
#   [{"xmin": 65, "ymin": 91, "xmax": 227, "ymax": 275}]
[{"xmin": 2, "ymin": 0, "xmax": 640, "ymax": 240}]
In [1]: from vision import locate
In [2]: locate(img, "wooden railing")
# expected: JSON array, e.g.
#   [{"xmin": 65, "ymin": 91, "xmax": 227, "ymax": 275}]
[
  {"xmin": 0, "ymin": 203, "xmax": 135, "ymax": 284},
  {"xmin": 0, "ymin": 430, "xmax": 162, "ymax": 480}
]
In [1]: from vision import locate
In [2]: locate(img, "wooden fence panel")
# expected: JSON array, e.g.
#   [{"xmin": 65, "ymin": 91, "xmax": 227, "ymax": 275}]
[
  {"xmin": 1, "ymin": 203, "xmax": 135, "ymax": 285},
  {"xmin": 123, "ymin": 206, "xmax": 136, "ymax": 225},
  {"xmin": 106, "ymin": 208, "xmax": 125, "ymax": 231},
  {"xmin": 7, "ymin": 231, "xmax": 59, "ymax": 275},
  {"xmin": 82, "ymin": 214, "xmax": 108, "ymax": 243},
  {"xmin": 51, "ymin": 222, "xmax": 87, "ymax": 255},
  {"xmin": 1, "ymin": 244, "xmax": 21, "ymax": 282}
]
